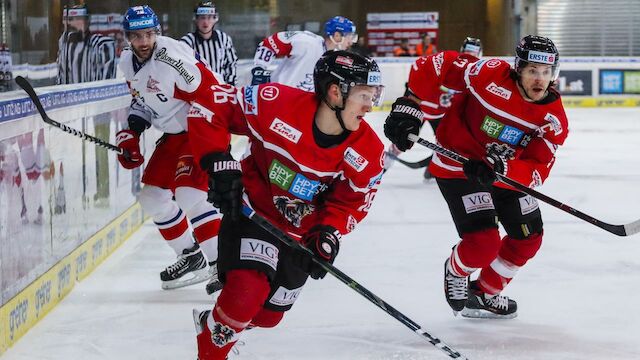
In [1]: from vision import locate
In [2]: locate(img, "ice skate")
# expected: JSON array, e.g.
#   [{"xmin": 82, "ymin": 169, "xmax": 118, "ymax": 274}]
[
  {"xmin": 160, "ymin": 244, "xmax": 209, "ymax": 290},
  {"xmin": 444, "ymin": 259, "xmax": 469, "ymax": 315},
  {"xmin": 461, "ymin": 281, "xmax": 518, "ymax": 319}
]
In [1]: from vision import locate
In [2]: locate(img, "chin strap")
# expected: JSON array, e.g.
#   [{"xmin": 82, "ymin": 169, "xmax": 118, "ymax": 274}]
[{"xmin": 322, "ymin": 97, "xmax": 348, "ymax": 132}]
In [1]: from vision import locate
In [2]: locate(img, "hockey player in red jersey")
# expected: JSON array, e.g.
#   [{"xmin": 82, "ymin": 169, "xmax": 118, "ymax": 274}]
[
  {"xmin": 384, "ymin": 35, "xmax": 568, "ymax": 319},
  {"xmin": 116, "ymin": 5, "xmax": 225, "ymax": 292},
  {"xmin": 384, "ymin": 37, "xmax": 483, "ymax": 178},
  {"xmin": 251, "ymin": 16, "xmax": 358, "ymax": 91},
  {"xmin": 187, "ymin": 50, "xmax": 385, "ymax": 359}
]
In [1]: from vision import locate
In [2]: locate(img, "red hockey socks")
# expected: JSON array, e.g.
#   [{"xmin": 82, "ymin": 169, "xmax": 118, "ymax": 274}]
[
  {"xmin": 477, "ymin": 232, "xmax": 543, "ymax": 295},
  {"xmin": 197, "ymin": 269, "xmax": 271, "ymax": 360},
  {"xmin": 448, "ymin": 227, "xmax": 501, "ymax": 277}
]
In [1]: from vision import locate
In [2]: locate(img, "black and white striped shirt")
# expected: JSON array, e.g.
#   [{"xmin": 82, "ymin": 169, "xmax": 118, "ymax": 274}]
[
  {"xmin": 180, "ymin": 30, "xmax": 238, "ymax": 85},
  {"xmin": 57, "ymin": 32, "xmax": 116, "ymax": 84}
]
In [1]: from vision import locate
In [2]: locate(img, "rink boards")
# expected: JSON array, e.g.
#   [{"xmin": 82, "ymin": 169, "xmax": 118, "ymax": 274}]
[{"xmin": 0, "ymin": 203, "xmax": 144, "ymax": 353}]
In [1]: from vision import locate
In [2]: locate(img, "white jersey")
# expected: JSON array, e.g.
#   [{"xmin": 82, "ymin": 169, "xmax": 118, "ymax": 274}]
[
  {"xmin": 253, "ymin": 31, "xmax": 326, "ymax": 92},
  {"xmin": 119, "ymin": 36, "xmax": 222, "ymax": 134}
]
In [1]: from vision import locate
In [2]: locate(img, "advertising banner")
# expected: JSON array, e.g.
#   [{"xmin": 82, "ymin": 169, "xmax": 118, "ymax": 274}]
[
  {"xmin": 366, "ymin": 12, "xmax": 439, "ymax": 57},
  {"xmin": 599, "ymin": 69, "xmax": 626, "ymax": 94},
  {"xmin": 555, "ymin": 70, "xmax": 592, "ymax": 96}
]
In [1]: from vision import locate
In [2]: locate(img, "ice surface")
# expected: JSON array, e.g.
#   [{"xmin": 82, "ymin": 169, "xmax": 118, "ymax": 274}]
[{"xmin": 4, "ymin": 108, "xmax": 640, "ymax": 360}]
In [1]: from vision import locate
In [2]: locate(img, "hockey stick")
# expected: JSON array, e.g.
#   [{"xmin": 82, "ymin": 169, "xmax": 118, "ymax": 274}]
[
  {"xmin": 385, "ymin": 150, "xmax": 431, "ymax": 169},
  {"xmin": 15, "ymin": 76, "xmax": 128, "ymax": 157},
  {"xmin": 241, "ymin": 204, "xmax": 469, "ymax": 360},
  {"xmin": 408, "ymin": 134, "xmax": 640, "ymax": 237}
]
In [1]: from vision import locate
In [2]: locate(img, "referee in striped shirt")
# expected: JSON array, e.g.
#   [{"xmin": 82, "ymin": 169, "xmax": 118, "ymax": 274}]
[
  {"xmin": 180, "ymin": 2, "xmax": 238, "ymax": 85},
  {"xmin": 56, "ymin": 5, "xmax": 116, "ymax": 84}
]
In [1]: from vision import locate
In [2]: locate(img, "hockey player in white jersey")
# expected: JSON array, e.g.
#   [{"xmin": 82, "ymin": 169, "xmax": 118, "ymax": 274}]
[
  {"xmin": 251, "ymin": 15, "xmax": 358, "ymax": 91},
  {"xmin": 116, "ymin": 5, "xmax": 223, "ymax": 292}
]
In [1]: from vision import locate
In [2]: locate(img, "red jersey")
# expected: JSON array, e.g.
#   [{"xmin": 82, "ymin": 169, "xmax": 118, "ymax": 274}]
[
  {"xmin": 188, "ymin": 83, "xmax": 385, "ymax": 239},
  {"xmin": 428, "ymin": 58, "xmax": 569, "ymax": 189},
  {"xmin": 407, "ymin": 51, "xmax": 478, "ymax": 122}
]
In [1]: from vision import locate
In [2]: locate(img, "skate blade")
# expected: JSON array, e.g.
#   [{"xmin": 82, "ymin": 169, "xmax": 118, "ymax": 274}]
[
  {"xmin": 192, "ymin": 309, "xmax": 204, "ymax": 334},
  {"xmin": 206, "ymin": 279, "xmax": 223, "ymax": 296},
  {"xmin": 162, "ymin": 268, "xmax": 211, "ymax": 290},
  {"xmin": 460, "ymin": 307, "xmax": 517, "ymax": 319}
]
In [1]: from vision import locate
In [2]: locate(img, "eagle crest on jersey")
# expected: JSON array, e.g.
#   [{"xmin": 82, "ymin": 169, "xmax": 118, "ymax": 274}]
[{"xmin": 273, "ymin": 196, "xmax": 315, "ymax": 228}]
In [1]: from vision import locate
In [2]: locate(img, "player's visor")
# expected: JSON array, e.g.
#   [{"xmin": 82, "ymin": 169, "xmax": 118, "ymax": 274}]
[{"xmin": 349, "ymin": 84, "xmax": 385, "ymax": 107}]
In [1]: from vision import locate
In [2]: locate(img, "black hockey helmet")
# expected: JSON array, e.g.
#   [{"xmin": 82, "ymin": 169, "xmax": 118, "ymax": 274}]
[
  {"xmin": 314, "ymin": 50, "xmax": 384, "ymax": 131},
  {"xmin": 460, "ymin": 37, "xmax": 482, "ymax": 57},
  {"xmin": 314, "ymin": 50, "xmax": 384, "ymax": 106},
  {"xmin": 194, "ymin": 1, "xmax": 218, "ymax": 18},
  {"xmin": 515, "ymin": 35, "xmax": 560, "ymax": 81}
]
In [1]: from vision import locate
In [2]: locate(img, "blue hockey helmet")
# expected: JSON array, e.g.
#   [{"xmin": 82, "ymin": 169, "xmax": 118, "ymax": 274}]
[
  {"xmin": 324, "ymin": 16, "xmax": 357, "ymax": 37},
  {"xmin": 123, "ymin": 5, "xmax": 160, "ymax": 32}
]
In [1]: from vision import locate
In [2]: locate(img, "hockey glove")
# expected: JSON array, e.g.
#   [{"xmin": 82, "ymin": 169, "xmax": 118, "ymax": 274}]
[
  {"xmin": 202, "ymin": 152, "xmax": 243, "ymax": 221},
  {"xmin": 115, "ymin": 130, "xmax": 144, "ymax": 169},
  {"xmin": 383, "ymin": 97, "xmax": 423, "ymax": 152},
  {"xmin": 250, "ymin": 67, "xmax": 272, "ymax": 85},
  {"xmin": 463, "ymin": 160, "xmax": 496, "ymax": 186},
  {"xmin": 463, "ymin": 149, "xmax": 507, "ymax": 186},
  {"xmin": 294, "ymin": 225, "xmax": 341, "ymax": 280}
]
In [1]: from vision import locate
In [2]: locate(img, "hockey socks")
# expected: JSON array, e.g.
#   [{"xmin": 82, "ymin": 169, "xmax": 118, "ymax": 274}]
[
  {"xmin": 477, "ymin": 233, "xmax": 542, "ymax": 295},
  {"xmin": 196, "ymin": 270, "xmax": 271, "ymax": 360}
]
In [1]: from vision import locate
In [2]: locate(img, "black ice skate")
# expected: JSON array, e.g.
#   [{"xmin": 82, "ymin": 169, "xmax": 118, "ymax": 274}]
[
  {"xmin": 444, "ymin": 259, "xmax": 469, "ymax": 314},
  {"xmin": 205, "ymin": 261, "xmax": 223, "ymax": 295},
  {"xmin": 160, "ymin": 244, "xmax": 209, "ymax": 290},
  {"xmin": 461, "ymin": 281, "xmax": 518, "ymax": 319}
]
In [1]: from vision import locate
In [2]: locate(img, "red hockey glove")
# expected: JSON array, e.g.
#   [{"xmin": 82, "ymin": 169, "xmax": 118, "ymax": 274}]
[
  {"xmin": 115, "ymin": 130, "xmax": 144, "ymax": 169},
  {"xmin": 294, "ymin": 225, "xmax": 341, "ymax": 280}
]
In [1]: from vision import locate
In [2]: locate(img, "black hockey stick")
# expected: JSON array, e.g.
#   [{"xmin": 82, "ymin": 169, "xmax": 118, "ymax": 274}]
[
  {"xmin": 15, "ymin": 76, "xmax": 128, "ymax": 157},
  {"xmin": 241, "ymin": 204, "xmax": 469, "ymax": 360},
  {"xmin": 385, "ymin": 150, "xmax": 431, "ymax": 169},
  {"xmin": 408, "ymin": 134, "xmax": 640, "ymax": 237}
]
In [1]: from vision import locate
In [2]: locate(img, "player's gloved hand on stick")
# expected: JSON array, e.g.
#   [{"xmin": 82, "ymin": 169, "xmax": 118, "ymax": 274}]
[
  {"xmin": 383, "ymin": 97, "xmax": 423, "ymax": 151},
  {"xmin": 250, "ymin": 67, "xmax": 272, "ymax": 85},
  {"xmin": 463, "ymin": 148, "xmax": 507, "ymax": 186},
  {"xmin": 463, "ymin": 160, "xmax": 496, "ymax": 186},
  {"xmin": 115, "ymin": 129, "xmax": 144, "ymax": 169},
  {"xmin": 294, "ymin": 225, "xmax": 341, "ymax": 280},
  {"xmin": 202, "ymin": 152, "xmax": 243, "ymax": 221}
]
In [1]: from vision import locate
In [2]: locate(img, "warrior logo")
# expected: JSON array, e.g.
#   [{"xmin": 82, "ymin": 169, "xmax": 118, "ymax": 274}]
[
  {"xmin": 273, "ymin": 196, "xmax": 315, "ymax": 228},
  {"xmin": 211, "ymin": 322, "xmax": 236, "ymax": 347}
]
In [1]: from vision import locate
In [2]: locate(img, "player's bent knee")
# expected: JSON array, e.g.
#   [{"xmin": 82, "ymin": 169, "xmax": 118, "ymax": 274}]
[
  {"xmin": 137, "ymin": 185, "xmax": 174, "ymax": 217},
  {"xmin": 502, "ymin": 216, "xmax": 543, "ymax": 240},
  {"xmin": 174, "ymin": 186, "xmax": 209, "ymax": 214},
  {"xmin": 251, "ymin": 308, "xmax": 285, "ymax": 328},
  {"xmin": 458, "ymin": 227, "xmax": 502, "ymax": 267}
]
